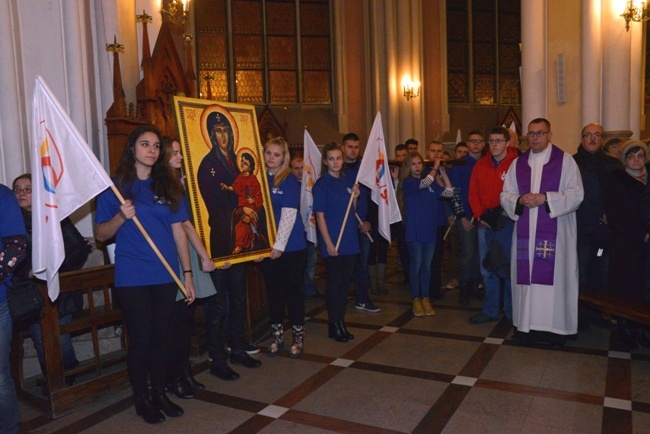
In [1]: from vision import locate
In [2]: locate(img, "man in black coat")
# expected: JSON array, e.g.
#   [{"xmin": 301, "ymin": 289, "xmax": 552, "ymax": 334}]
[{"xmin": 573, "ymin": 123, "xmax": 622, "ymax": 292}]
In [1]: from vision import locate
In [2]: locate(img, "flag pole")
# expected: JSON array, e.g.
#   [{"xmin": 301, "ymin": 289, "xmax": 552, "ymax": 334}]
[
  {"xmin": 443, "ymin": 215, "xmax": 456, "ymax": 241},
  {"xmin": 335, "ymin": 192, "xmax": 355, "ymax": 251},
  {"xmin": 110, "ymin": 185, "xmax": 188, "ymax": 298}
]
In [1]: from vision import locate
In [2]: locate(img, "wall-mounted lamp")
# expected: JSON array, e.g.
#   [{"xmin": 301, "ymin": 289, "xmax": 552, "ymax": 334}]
[
  {"xmin": 161, "ymin": 0, "xmax": 190, "ymax": 25},
  {"xmin": 621, "ymin": 0, "xmax": 650, "ymax": 31},
  {"xmin": 403, "ymin": 81, "xmax": 420, "ymax": 101}
]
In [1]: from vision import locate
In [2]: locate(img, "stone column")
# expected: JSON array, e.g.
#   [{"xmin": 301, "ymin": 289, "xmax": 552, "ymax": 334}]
[
  {"xmin": 521, "ymin": 0, "xmax": 547, "ymax": 126},
  {"xmin": 581, "ymin": 0, "xmax": 601, "ymax": 126},
  {"xmin": 601, "ymin": 0, "xmax": 631, "ymax": 133}
]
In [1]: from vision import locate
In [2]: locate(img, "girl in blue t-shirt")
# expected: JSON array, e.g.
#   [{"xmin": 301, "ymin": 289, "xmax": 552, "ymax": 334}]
[
  {"xmin": 95, "ymin": 125, "xmax": 195, "ymax": 425},
  {"xmin": 399, "ymin": 152, "xmax": 452, "ymax": 318},
  {"xmin": 312, "ymin": 143, "xmax": 360, "ymax": 343},
  {"xmin": 165, "ymin": 137, "xmax": 216, "ymax": 399},
  {"xmin": 260, "ymin": 137, "xmax": 307, "ymax": 357}
]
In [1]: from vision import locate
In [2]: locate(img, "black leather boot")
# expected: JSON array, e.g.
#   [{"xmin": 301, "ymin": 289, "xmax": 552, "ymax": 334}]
[
  {"xmin": 134, "ymin": 393, "xmax": 165, "ymax": 424},
  {"xmin": 167, "ymin": 377, "xmax": 194, "ymax": 399},
  {"xmin": 182, "ymin": 363, "xmax": 205, "ymax": 391},
  {"xmin": 339, "ymin": 321, "xmax": 354, "ymax": 341},
  {"xmin": 328, "ymin": 321, "xmax": 348, "ymax": 343},
  {"xmin": 151, "ymin": 389, "xmax": 184, "ymax": 417}
]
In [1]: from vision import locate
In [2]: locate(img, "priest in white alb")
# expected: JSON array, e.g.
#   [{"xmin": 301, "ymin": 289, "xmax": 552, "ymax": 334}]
[{"xmin": 500, "ymin": 118, "xmax": 584, "ymax": 346}]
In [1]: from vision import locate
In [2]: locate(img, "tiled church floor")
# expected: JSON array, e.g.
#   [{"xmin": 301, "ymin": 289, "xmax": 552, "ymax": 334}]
[{"xmin": 17, "ymin": 262, "xmax": 650, "ymax": 433}]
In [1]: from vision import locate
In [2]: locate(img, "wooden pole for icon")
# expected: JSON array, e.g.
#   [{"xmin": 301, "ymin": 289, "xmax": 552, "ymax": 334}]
[{"xmin": 110, "ymin": 185, "xmax": 188, "ymax": 298}]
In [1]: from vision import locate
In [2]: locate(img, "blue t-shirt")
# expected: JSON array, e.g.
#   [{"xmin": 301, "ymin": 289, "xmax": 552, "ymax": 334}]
[
  {"xmin": 448, "ymin": 154, "xmax": 480, "ymax": 218},
  {"xmin": 0, "ymin": 184, "xmax": 27, "ymax": 302},
  {"xmin": 312, "ymin": 172, "xmax": 360, "ymax": 257},
  {"xmin": 268, "ymin": 173, "xmax": 306, "ymax": 253},
  {"xmin": 402, "ymin": 175, "xmax": 445, "ymax": 243},
  {"xmin": 96, "ymin": 179, "xmax": 189, "ymax": 287},
  {"xmin": 342, "ymin": 160, "xmax": 369, "ymax": 221}
]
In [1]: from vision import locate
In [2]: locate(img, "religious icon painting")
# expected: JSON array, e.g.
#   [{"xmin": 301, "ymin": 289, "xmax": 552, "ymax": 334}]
[{"xmin": 172, "ymin": 96, "xmax": 275, "ymax": 266}]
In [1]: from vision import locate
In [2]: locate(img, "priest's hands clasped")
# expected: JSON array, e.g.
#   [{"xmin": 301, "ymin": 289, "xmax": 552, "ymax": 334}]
[{"xmin": 519, "ymin": 193, "xmax": 546, "ymax": 208}]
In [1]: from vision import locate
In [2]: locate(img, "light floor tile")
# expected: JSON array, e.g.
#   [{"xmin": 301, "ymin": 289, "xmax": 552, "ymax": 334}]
[{"xmin": 258, "ymin": 405, "xmax": 290, "ymax": 418}]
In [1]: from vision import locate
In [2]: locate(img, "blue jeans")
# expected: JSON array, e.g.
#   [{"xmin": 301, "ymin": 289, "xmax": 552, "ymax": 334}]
[
  {"xmin": 0, "ymin": 301, "xmax": 18, "ymax": 433},
  {"xmin": 455, "ymin": 218, "xmax": 481, "ymax": 286},
  {"xmin": 303, "ymin": 242, "xmax": 318, "ymax": 296},
  {"xmin": 407, "ymin": 242, "xmax": 436, "ymax": 299},
  {"xmin": 29, "ymin": 314, "xmax": 78, "ymax": 372},
  {"xmin": 478, "ymin": 220, "xmax": 514, "ymax": 319},
  {"xmin": 353, "ymin": 233, "xmax": 371, "ymax": 304}
]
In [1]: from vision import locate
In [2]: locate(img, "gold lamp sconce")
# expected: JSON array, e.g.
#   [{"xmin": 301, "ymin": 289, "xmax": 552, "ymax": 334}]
[
  {"xmin": 402, "ymin": 79, "xmax": 420, "ymax": 101},
  {"xmin": 621, "ymin": 0, "xmax": 650, "ymax": 31}
]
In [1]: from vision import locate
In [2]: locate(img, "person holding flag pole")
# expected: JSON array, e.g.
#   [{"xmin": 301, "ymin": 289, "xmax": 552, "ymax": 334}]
[
  {"xmin": 313, "ymin": 143, "xmax": 360, "ymax": 343},
  {"xmin": 32, "ymin": 77, "xmax": 193, "ymax": 425},
  {"xmin": 95, "ymin": 125, "xmax": 196, "ymax": 424},
  {"xmin": 334, "ymin": 113, "xmax": 402, "ymax": 264}
]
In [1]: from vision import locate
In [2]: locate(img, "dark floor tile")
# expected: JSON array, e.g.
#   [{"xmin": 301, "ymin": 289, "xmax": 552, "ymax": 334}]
[
  {"xmin": 606, "ymin": 357, "xmax": 632, "ymax": 400},
  {"xmin": 282, "ymin": 409, "xmax": 404, "ymax": 434},
  {"xmin": 602, "ymin": 407, "xmax": 632, "ymax": 434},
  {"xmin": 412, "ymin": 384, "xmax": 471, "ymax": 434},
  {"xmin": 229, "ymin": 414, "xmax": 276, "ymax": 434},
  {"xmin": 273, "ymin": 365, "xmax": 345, "ymax": 408},
  {"xmin": 458, "ymin": 342, "xmax": 501, "ymax": 378}
]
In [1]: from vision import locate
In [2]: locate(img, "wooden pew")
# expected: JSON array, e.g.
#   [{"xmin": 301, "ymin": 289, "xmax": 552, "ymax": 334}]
[
  {"xmin": 10, "ymin": 265, "xmax": 129, "ymax": 418},
  {"xmin": 579, "ymin": 286, "xmax": 650, "ymax": 326}
]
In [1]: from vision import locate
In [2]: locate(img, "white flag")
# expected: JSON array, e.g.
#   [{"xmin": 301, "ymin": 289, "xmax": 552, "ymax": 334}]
[
  {"xmin": 32, "ymin": 76, "xmax": 113, "ymax": 301},
  {"xmin": 509, "ymin": 121, "xmax": 517, "ymax": 137},
  {"xmin": 301, "ymin": 130, "xmax": 321, "ymax": 244},
  {"xmin": 355, "ymin": 112, "xmax": 402, "ymax": 243}
]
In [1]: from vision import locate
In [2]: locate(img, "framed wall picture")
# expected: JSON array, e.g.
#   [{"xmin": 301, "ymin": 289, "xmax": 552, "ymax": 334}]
[{"xmin": 173, "ymin": 96, "xmax": 275, "ymax": 266}]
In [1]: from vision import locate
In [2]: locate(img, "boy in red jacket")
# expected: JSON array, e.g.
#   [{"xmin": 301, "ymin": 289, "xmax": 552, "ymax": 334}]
[{"xmin": 467, "ymin": 126, "xmax": 519, "ymax": 324}]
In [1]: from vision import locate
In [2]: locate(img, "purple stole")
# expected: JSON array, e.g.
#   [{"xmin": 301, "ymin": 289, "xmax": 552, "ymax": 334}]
[{"xmin": 515, "ymin": 145, "xmax": 563, "ymax": 285}]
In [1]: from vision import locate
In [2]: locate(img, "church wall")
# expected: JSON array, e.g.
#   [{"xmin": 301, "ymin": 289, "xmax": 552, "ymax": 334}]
[{"xmin": 445, "ymin": 106, "xmax": 521, "ymax": 144}]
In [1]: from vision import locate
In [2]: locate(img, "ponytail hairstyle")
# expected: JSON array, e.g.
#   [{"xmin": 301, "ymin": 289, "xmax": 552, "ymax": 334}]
[{"xmin": 264, "ymin": 137, "xmax": 291, "ymax": 188}]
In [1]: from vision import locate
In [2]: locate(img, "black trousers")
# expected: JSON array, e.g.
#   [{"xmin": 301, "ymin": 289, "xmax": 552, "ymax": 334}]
[
  {"xmin": 261, "ymin": 249, "xmax": 307, "ymax": 326},
  {"xmin": 167, "ymin": 298, "xmax": 195, "ymax": 380},
  {"xmin": 324, "ymin": 255, "xmax": 356, "ymax": 322},
  {"xmin": 115, "ymin": 283, "xmax": 177, "ymax": 396},
  {"xmin": 205, "ymin": 263, "xmax": 247, "ymax": 364}
]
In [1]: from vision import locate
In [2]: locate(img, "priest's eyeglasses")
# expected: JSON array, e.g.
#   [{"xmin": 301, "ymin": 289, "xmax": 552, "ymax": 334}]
[{"xmin": 526, "ymin": 131, "xmax": 549, "ymax": 138}]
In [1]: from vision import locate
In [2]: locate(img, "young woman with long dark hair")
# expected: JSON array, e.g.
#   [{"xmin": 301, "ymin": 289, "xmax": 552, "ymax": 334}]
[{"xmin": 95, "ymin": 125, "xmax": 196, "ymax": 424}]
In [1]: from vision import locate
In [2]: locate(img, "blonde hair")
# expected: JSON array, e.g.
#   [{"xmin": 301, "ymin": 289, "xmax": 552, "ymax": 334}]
[
  {"xmin": 396, "ymin": 151, "xmax": 425, "ymax": 217},
  {"xmin": 265, "ymin": 136, "xmax": 291, "ymax": 188}
]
